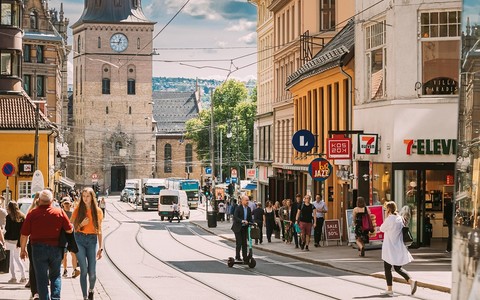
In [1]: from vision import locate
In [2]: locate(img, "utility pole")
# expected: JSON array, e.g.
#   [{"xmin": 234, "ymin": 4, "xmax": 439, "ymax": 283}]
[
  {"xmin": 34, "ymin": 103, "xmax": 40, "ymax": 171},
  {"xmin": 219, "ymin": 129, "xmax": 222, "ymax": 183},
  {"xmin": 208, "ymin": 88, "xmax": 215, "ymax": 217}
]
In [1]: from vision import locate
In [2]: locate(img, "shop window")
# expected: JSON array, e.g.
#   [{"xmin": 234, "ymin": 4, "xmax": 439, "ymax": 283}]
[
  {"xmin": 23, "ymin": 75, "xmax": 31, "ymax": 95},
  {"xmin": 320, "ymin": 0, "xmax": 335, "ymax": 31},
  {"xmin": 24, "ymin": 45, "xmax": 31, "ymax": 62},
  {"xmin": 36, "ymin": 75, "xmax": 45, "ymax": 97},
  {"xmin": 185, "ymin": 144, "xmax": 193, "ymax": 173},
  {"xmin": 102, "ymin": 78, "xmax": 110, "ymax": 94},
  {"xmin": 36, "ymin": 45, "xmax": 44, "ymax": 63},
  {"xmin": 164, "ymin": 144, "xmax": 172, "ymax": 173},
  {"xmin": 365, "ymin": 20, "xmax": 386, "ymax": 101},
  {"xmin": 18, "ymin": 181, "xmax": 32, "ymax": 199},
  {"xmin": 420, "ymin": 11, "xmax": 461, "ymax": 95}
]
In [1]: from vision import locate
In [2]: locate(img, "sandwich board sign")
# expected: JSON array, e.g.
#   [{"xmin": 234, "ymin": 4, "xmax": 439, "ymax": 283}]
[{"xmin": 31, "ymin": 170, "xmax": 45, "ymax": 195}]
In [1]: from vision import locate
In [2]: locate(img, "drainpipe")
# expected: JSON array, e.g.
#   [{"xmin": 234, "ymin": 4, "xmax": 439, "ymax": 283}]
[{"xmin": 339, "ymin": 60, "xmax": 352, "ymax": 132}]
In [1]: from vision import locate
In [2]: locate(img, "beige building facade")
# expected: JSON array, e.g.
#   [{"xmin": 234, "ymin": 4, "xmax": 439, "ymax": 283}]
[{"xmin": 69, "ymin": 0, "xmax": 156, "ymax": 192}]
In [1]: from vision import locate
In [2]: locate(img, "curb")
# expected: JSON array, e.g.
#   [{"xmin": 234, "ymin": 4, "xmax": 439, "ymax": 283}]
[{"xmin": 190, "ymin": 221, "xmax": 451, "ymax": 294}]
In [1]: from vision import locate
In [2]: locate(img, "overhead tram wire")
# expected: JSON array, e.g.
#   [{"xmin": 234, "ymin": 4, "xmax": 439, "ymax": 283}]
[{"xmin": 118, "ymin": 0, "xmax": 191, "ymax": 70}]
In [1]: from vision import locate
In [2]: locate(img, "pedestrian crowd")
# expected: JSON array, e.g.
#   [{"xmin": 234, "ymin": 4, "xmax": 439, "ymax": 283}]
[
  {"xmin": 0, "ymin": 187, "xmax": 104, "ymax": 300},
  {"xmin": 229, "ymin": 193, "xmax": 328, "ymax": 252}
]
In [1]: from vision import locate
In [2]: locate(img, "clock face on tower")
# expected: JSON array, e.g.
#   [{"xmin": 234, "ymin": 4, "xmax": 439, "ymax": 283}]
[{"xmin": 110, "ymin": 33, "xmax": 128, "ymax": 52}]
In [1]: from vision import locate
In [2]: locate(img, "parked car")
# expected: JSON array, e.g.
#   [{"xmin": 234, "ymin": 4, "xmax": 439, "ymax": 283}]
[{"xmin": 120, "ymin": 189, "xmax": 135, "ymax": 203}]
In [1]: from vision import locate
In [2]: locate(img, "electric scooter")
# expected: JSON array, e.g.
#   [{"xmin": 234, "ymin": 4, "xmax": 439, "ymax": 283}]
[{"xmin": 227, "ymin": 223, "xmax": 257, "ymax": 268}]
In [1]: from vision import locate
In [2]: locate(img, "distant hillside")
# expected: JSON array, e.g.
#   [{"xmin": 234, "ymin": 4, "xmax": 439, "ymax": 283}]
[{"xmin": 152, "ymin": 77, "xmax": 256, "ymax": 107}]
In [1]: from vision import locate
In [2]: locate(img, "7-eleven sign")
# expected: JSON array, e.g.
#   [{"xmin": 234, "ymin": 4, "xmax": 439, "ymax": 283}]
[{"xmin": 358, "ymin": 134, "xmax": 379, "ymax": 155}]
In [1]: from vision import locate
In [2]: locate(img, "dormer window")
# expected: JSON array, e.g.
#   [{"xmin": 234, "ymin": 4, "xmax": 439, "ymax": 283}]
[{"xmin": 30, "ymin": 11, "xmax": 38, "ymax": 29}]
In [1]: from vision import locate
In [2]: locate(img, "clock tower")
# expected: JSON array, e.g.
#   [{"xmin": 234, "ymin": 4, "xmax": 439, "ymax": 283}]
[{"xmin": 70, "ymin": 0, "xmax": 156, "ymax": 192}]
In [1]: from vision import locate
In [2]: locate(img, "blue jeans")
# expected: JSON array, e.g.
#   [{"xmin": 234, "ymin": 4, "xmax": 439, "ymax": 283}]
[
  {"xmin": 75, "ymin": 233, "xmax": 98, "ymax": 297},
  {"xmin": 31, "ymin": 244, "xmax": 63, "ymax": 300}
]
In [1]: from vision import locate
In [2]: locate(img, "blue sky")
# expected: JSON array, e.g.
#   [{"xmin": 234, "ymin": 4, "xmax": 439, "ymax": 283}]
[
  {"xmin": 463, "ymin": 0, "xmax": 480, "ymax": 28},
  {"xmin": 49, "ymin": 0, "xmax": 258, "ymax": 82}
]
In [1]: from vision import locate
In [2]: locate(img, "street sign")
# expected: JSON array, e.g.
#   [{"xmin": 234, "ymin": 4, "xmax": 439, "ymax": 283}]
[
  {"xmin": 91, "ymin": 173, "xmax": 98, "ymax": 183},
  {"xmin": 358, "ymin": 133, "xmax": 379, "ymax": 154},
  {"xmin": 246, "ymin": 168, "xmax": 256, "ymax": 179},
  {"xmin": 308, "ymin": 158, "xmax": 333, "ymax": 182},
  {"xmin": 327, "ymin": 137, "xmax": 352, "ymax": 159},
  {"xmin": 225, "ymin": 178, "xmax": 230, "ymax": 184},
  {"xmin": 292, "ymin": 130, "xmax": 315, "ymax": 153},
  {"xmin": 2, "ymin": 162, "xmax": 15, "ymax": 177},
  {"xmin": 231, "ymin": 177, "xmax": 238, "ymax": 183},
  {"xmin": 231, "ymin": 168, "xmax": 238, "ymax": 178},
  {"xmin": 205, "ymin": 167, "xmax": 212, "ymax": 175}
]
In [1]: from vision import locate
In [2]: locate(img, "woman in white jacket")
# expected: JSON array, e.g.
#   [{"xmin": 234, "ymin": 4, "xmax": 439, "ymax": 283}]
[{"xmin": 379, "ymin": 201, "xmax": 417, "ymax": 296}]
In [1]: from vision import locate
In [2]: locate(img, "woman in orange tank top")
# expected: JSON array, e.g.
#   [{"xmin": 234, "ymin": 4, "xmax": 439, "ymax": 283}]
[{"xmin": 71, "ymin": 187, "xmax": 103, "ymax": 300}]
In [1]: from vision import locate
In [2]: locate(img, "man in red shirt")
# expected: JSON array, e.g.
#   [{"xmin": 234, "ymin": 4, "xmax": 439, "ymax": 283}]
[{"xmin": 20, "ymin": 189, "xmax": 73, "ymax": 300}]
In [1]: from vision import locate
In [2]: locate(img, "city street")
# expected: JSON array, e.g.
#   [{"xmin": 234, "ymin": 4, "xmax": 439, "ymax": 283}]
[{"xmin": 99, "ymin": 197, "xmax": 450, "ymax": 300}]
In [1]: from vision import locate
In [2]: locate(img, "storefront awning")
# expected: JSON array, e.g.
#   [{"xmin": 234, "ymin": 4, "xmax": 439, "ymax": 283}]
[
  {"xmin": 243, "ymin": 183, "xmax": 257, "ymax": 190},
  {"xmin": 59, "ymin": 176, "xmax": 75, "ymax": 189}
]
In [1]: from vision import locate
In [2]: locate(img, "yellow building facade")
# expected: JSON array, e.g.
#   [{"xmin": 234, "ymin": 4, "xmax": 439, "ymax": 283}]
[
  {"xmin": 286, "ymin": 20, "xmax": 354, "ymax": 222},
  {"xmin": 0, "ymin": 97, "xmax": 56, "ymax": 201}
]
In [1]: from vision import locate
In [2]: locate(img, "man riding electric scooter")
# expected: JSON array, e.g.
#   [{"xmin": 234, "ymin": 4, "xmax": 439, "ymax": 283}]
[{"xmin": 231, "ymin": 195, "xmax": 252, "ymax": 263}]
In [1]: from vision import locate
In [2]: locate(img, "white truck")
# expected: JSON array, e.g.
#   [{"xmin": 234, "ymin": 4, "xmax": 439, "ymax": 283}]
[
  {"xmin": 141, "ymin": 178, "xmax": 167, "ymax": 211},
  {"xmin": 124, "ymin": 179, "xmax": 142, "ymax": 205}
]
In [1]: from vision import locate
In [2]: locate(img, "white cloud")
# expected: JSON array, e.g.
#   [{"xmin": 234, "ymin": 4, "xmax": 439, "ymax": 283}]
[
  {"xmin": 226, "ymin": 19, "xmax": 256, "ymax": 32},
  {"xmin": 238, "ymin": 32, "xmax": 257, "ymax": 45},
  {"xmin": 164, "ymin": 0, "xmax": 220, "ymax": 20},
  {"xmin": 216, "ymin": 41, "xmax": 228, "ymax": 48}
]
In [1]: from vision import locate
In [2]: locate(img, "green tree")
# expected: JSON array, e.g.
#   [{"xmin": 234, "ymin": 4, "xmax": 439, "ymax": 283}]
[{"xmin": 185, "ymin": 79, "xmax": 257, "ymax": 181}]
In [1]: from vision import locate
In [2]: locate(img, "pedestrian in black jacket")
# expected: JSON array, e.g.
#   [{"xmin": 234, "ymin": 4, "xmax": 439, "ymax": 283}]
[
  {"xmin": 5, "ymin": 201, "xmax": 26, "ymax": 283},
  {"xmin": 290, "ymin": 194, "xmax": 303, "ymax": 248},
  {"xmin": 252, "ymin": 203, "xmax": 265, "ymax": 244},
  {"xmin": 231, "ymin": 195, "xmax": 252, "ymax": 262}
]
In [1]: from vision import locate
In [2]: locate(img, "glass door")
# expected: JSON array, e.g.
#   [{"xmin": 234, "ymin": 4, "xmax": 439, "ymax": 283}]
[{"xmin": 394, "ymin": 169, "xmax": 422, "ymax": 246}]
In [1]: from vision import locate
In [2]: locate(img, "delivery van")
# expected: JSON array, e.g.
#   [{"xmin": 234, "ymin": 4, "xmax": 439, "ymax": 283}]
[{"xmin": 158, "ymin": 189, "xmax": 190, "ymax": 221}]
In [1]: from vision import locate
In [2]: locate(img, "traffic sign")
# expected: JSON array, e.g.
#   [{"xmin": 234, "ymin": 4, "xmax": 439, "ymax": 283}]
[
  {"xmin": 2, "ymin": 162, "xmax": 15, "ymax": 177},
  {"xmin": 308, "ymin": 158, "xmax": 333, "ymax": 182},
  {"xmin": 292, "ymin": 130, "xmax": 315, "ymax": 153},
  {"xmin": 231, "ymin": 168, "xmax": 238, "ymax": 178},
  {"xmin": 205, "ymin": 167, "xmax": 212, "ymax": 175},
  {"xmin": 327, "ymin": 137, "xmax": 352, "ymax": 159},
  {"xmin": 231, "ymin": 177, "xmax": 238, "ymax": 183}
]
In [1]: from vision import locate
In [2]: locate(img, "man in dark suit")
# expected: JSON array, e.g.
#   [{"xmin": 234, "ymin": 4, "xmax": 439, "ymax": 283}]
[{"xmin": 231, "ymin": 195, "xmax": 252, "ymax": 262}]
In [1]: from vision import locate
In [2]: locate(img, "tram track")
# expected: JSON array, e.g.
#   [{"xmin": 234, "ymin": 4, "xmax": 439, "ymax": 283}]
[
  {"xmin": 105, "ymin": 201, "xmax": 430, "ymax": 299},
  {"xmin": 105, "ymin": 201, "xmax": 237, "ymax": 300}
]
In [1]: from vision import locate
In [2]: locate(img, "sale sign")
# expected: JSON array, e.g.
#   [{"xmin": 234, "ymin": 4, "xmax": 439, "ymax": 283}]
[
  {"xmin": 308, "ymin": 158, "xmax": 333, "ymax": 182},
  {"xmin": 327, "ymin": 137, "xmax": 352, "ymax": 159}
]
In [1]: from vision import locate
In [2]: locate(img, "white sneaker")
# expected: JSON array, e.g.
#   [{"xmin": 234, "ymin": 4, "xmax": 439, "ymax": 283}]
[
  {"xmin": 19, "ymin": 277, "xmax": 27, "ymax": 283},
  {"xmin": 380, "ymin": 290, "xmax": 393, "ymax": 296},
  {"xmin": 411, "ymin": 280, "xmax": 417, "ymax": 295},
  {"xmin": 7, "ymin": 278, "xmax": 17, "ymax": 284}
]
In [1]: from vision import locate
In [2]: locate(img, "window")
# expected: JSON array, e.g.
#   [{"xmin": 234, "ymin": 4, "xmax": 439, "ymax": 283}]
[
  {"xmin": 1, "ymin": 2, "xmax": 21, "ymax": 26},
  {"xmin": 24, "ymin": 75, "xmax": 31, "ymax": 95},
  {"xmin": 77, "ymin": 36, "xmax": 81, "ymax": 53},
  {"xmin": 102, "ymin": 78, "xmax": 110, "ymax": 94},
  {"xmin": 18, "ymin": 181, "xmax": 32, "ymax": 199},
  {"xmin": 127, "ymin": 79, "xmax": 135, "ymax": 95},
  {"xmin": 128, "ymin": 106, "xmax": 132, "ymax": 114},
  {"xmin": 106, "ymin": 106, "xmax": 109, "ymax": 114},
  {"xmin": 36, "ymin": 75, "xmax": 45, "ymax": 97},
  {"xmin": 98, "ymin": 37, "xmax": 101, "ymax": 48},
  {"xmin": 365, "ymin": 20, "xmax": 386, "ymax": 100},
  {"xmin": 320, "ymin": 0, "xmax": 335, "ymax": 31},
  {"xmin": 24, "ymin": 44, "xmax": 31, "ymax": 62},
  {"xmin": 420, "ymin": 11, "xmax": 460, "ymax": 95},
  {"xmin": 185, "ymin": 144, "xmax": 193, "ymax": 173},
  {"xmin": 115, "ymin": 141, "xmax": 123, "ymax": 155},
  {"xmin": 0, "ymin": 50, "xmax": 20, "ymax": 76},
  {"xmin": 36, "ymin": 45, "xmax": 44, "ymax": 63},
  {"xmin": 29, "ymin": 11, "xmax": 37, "ymax": 29},
  {"xmin": 164, "ymin": 144, "xmax": 172, "ymax": 173},
  {"xmin": 137, "ymin": 38, "xmax": 140, "ymax": 49}
]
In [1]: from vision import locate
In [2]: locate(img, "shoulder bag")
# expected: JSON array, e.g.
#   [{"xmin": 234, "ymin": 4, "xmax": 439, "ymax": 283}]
[
  {"xmin": 0, "ymin": 245, "xmax": 7, "ymax": 261},
  {"xmin": 0, "ymin": 249, "xmax": 10, "ymax": 273},
  {"xmin": 361, "ymin": 208, "xmax": 374, "ymax": 232},
  {"xmin": 402, "ymin": 226, "xmax": 414, "ymax": 246}
]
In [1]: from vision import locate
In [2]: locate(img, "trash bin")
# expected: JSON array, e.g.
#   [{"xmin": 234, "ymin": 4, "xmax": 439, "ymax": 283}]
[{"xmin": 207, "ymin": 212, "xmax": 217, "ymax": 228}]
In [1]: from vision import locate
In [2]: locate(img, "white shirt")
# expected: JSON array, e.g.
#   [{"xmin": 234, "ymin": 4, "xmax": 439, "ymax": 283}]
[
  {"xmin": 0, "ymin": 208, "xmax": 7, "ymax": 228},
  {"xmin": 218, "ymin": 202, "xmax": 226, "ymax": 213},
  {"xmin": 313, "ymin": 200, "xmax": 327, "ymax": 218},
  {"xmin": 380, "ymin": 214, "xmax": 413, "ymax": 266}
]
